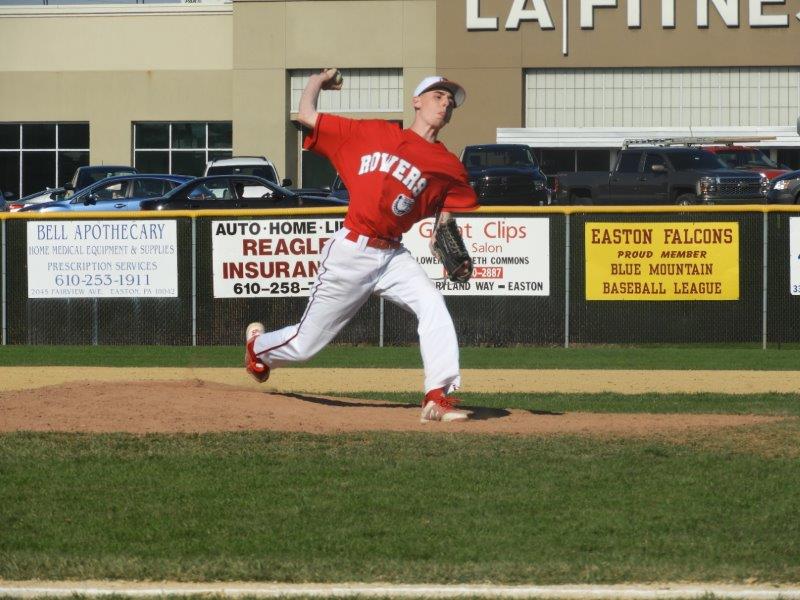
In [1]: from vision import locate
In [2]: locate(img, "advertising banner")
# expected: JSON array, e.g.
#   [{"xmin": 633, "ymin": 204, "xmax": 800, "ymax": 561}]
[
  {"xmin": 212, "ymin": 216, "xmax": 550, "ymax": 298},
  {"xmin": 27, "ymin": 220, "xmax": 178, "ymax": 298},
  {"xmin": 403, "ymin": 216, "xmax": 550, "ymax": 296},
  {"xmin": 791, "ymin": 217, "xmax": 800, "ymax": 295},
  {"xmin": 212, "ymin": 218, "xmax": 343, "ymax": 298},
  {"xmin": 585, "ymin": 222, "xmax": 739, "ymax": 301}
]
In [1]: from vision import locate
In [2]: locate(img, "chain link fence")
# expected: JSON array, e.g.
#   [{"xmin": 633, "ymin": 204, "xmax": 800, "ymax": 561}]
[{"xmin": 2, "ymin": 208, "xmax": 799, "ymax": 347}]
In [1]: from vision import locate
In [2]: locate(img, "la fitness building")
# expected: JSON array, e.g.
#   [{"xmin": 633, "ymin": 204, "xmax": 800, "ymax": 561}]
[{"xmin": 1, "ymin": 0, "xmax": 798, "ymax": 197}]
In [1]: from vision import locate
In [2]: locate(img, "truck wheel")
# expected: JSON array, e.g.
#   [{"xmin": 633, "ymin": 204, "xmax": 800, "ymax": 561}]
[{"xmin": 675, "ymin": 193, "xmax": 697, "ymax": 206}]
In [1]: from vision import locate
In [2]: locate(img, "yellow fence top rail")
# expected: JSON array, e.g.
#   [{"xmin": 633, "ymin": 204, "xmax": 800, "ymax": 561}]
[
  {"xmin": 0, "ymin": 207, "xmax": 349, "ymax": 220},
  {"xmin": 3, "ymin": 204, "xmax": 800, "ymax": 220}
]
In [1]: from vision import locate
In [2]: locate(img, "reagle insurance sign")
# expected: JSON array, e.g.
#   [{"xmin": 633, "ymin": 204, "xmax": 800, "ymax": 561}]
[{"xmin": 466, "ymin": 0, "xmax": 799, "ymax": 54}]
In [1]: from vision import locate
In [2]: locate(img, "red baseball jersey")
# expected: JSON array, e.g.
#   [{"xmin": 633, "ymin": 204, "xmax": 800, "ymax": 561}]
[{"xmin": 304, "ymin": 114, "xmax": 478, "ymax": 240}]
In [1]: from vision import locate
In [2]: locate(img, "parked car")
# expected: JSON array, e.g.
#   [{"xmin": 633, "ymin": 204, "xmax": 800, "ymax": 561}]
[
  {"xmin": 139, "ymin": 175, "xmax": 347, "ymax": 211},
  {"xmin": 7, "ymin": 186, "xmax": 68, "ymax": 212},
  {"xmin": 766, "ymin": 169, "xmax": 800, "ymax": 204},
  {"xmin": 204, "ymin": 156, "xmax": 292, "ymax": 187},
  {"xmin": 553, "ymin": 146, "xmax": 767, "ymax": 205},
  {"xmin": 704, "ymin": 145, "xmax": 791, "ymax": 181},
  {"xmin": 19, "ymin": 174, "xmax": 192, "ymax": 213},
  {"xmin": 1, "ymin": 190, "xmax": 14, "ymax": 212},
  {"xmin": 460, "ymin": 144, "xmax": 550, "ymax": 206},
  {"xmin": 9, "ymin": 165, "xmax": 140, "ymax": 211},
  {"xmin": 288, "ymin": 174, "xmax": 350, "ymax": 202},
  {"xmin": 66, "ymin": 165, "xmax": 139, "ymax": 194},
  {"xmin": 327, "ymin": 174, "xmax": 349, "ymax": 202}
]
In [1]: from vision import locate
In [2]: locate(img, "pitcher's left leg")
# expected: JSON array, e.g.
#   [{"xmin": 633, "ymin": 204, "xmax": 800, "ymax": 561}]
[{"xmin": 376, "ymin": 250, "xmax": 460, "ymax": 394}]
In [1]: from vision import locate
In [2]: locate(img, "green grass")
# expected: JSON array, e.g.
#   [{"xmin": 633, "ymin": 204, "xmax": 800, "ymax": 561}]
[
  {"xmin": 340, "ymin": 392, "xmax": 800, "ymax": 416},
  {"xmin": 2, "ymin": 346, "xmax": 799, "ymax": 586},
  {"xmin": 2, "ymin": 344, "xmax": 800, "ymax": 370},
  {"xmin": 1, "ymin": 430, "xmax": 799, "ymax": 583}
]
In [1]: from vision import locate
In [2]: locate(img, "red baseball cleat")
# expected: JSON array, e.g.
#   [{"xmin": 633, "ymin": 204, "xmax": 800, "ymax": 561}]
[
  {"xmin": 244, "ymin": 322, "xmax": 270, "ymax": 383},
  {"xmin": 420, "ymin": 387, "xmax": 469, "ymax": 423}
]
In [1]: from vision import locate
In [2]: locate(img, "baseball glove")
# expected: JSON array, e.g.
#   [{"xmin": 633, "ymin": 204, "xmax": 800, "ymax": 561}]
[{"xmin": 432, "ymin": 217, "xmax": 473, "ymax": 283}]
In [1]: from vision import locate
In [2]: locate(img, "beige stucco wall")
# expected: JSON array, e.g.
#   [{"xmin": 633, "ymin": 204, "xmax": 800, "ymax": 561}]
[
  {"xmin": 435, "ymin": 0, "xmax": 800, "ymax": 154},
  {"xmin": 0, "ymin": 10, "xmax": 232, "ymax": 72},
  {"xmin": 0, "ymin": 7, "xmax": 232, "ymax": 166},
  {"xmin": 0, "ymin": 0, "xmax": 438, "ymax": 181},
  {"xmin": 4, "ymin": 0, "xmax": 793, "ymax": 183},
  {"xmin": 0, "ymin": 70, "xmax": 231, "ymax": 166},
  {"xmin": 437, "ymin": 0, "xmax": 799, "ymax": 69},
  {"xmin": 233, "ymin": 0, "xmax": 436, "ymax": 180}
]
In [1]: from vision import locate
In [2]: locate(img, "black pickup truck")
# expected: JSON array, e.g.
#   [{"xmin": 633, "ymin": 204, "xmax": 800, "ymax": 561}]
[
  {"xmin": 461, "ymin": 144, "xmax": 550, "ymax": 205},
  {"xmin": 553, "ymin": 146, "xmax": 767, "ymax": 205}
]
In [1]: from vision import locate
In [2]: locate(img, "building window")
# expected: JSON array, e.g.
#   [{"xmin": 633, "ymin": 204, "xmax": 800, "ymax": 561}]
[
  {"xmin": 301, "ymin": 145, "xmax": 338, "ymax": 190},
  {"xmin": 525, "ymin": 67, "xmax": 800, "ymax": 128},
  {"xmin": 289, "ymin": 69, "xmax": 403, "ymax": 186},
  {"xmin": 290, "ymin": 69, "xmax": 403, "ymax": 113},
  {"xmin": 133, "ymin": 122, "xmax": 232, "ymax": 177},
  {"xmin": 0, "ymin": 123, "xmax": 89, "ymax": 199}
]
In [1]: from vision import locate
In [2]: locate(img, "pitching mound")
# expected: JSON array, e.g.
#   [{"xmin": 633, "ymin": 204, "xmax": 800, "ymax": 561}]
[{"xmin": 0, "ymin": 379, "xmax": 783, "ymax": 435}]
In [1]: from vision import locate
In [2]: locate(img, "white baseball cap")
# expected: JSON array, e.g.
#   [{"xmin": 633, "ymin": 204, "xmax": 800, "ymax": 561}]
[{"xmin": 413, "ymin": 76, "xmax": 466, "ymax": 108}]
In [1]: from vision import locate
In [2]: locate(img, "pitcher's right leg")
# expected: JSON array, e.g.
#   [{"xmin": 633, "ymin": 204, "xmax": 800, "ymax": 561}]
[{"xmin": 245, "ymin": 234, "xmax": 377, "ymax": 379}]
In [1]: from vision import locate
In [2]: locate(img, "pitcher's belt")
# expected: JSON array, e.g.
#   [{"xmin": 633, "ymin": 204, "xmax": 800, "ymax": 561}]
[{"xmin": 344, "ymin": 229, "xmax": 401, "ymax": 250}]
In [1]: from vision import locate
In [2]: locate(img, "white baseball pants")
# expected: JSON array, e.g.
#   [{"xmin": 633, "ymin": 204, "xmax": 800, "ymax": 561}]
[{"xmin": 251, "ymin": 227, "xmax": 461, "ymax": 395}]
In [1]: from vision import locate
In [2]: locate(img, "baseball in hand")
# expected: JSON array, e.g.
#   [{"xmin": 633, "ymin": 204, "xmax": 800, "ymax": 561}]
[{"xmin": 323, "ymin": 68, "xmax": 343, "ymax": 90}]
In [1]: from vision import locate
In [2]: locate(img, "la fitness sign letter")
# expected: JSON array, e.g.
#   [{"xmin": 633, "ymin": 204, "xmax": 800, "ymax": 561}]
[{"xmin": 467, "ymin": 0, "xmax": 797, "ymax": 53}]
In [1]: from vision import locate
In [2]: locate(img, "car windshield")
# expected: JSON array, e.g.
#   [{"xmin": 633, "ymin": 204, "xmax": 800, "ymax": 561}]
[
  {"xmin": 668, "ymin": 151, "xmax": 728, "ymax": 171},
  {"xmin": 21, "ymin": 187, "xmax": 67, "ymax": 202},
  {"xmin": 164, "ymin": 177, "xmax": 291, "ymax": 200},
  {"xmin": 714, "ymin": 149, "xmax": 778, "ymax": 169},
  {"xmin": 206, "ymin": 165, "xmax": 278, "ymax": 183},
  {"xmin": 268, "ymin": 180, "xmax": 294, "ymax": 197},
  {"xmin": 464, "ymin": 147, "xmax": 537, "ymax": 169},
  {"xmin": 81, "ymin": 169, "xmax": 137, "ymax": 185},
  {"xmin": 164, "ymin": 180, "xmax": 201, "ymax": 199},
  {"xmin": 70, "ymin": 179, "xmax": 128, "ymax": 202},
  {"xmin": 48, "ymin": 189, "xmax": 68, "ymax": 201}
]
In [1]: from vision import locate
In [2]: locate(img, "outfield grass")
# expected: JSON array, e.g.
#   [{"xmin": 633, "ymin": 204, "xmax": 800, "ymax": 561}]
[
  {"xmin": 2, "ymin": 344, "xmax": 800, "ymax": 370},
  {"xmin": 342, "ymin": 392, "xmax": 800, "ymax": 416},
  {"xmin": 2, "ymin": 346, "xmax": 800, "ymax": 586},
  {"xmin": 1, "ymin": 429, "xmax": 799, "ymax": 584}
]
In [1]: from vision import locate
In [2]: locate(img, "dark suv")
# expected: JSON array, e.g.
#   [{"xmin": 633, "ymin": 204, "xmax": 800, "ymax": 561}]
[{"xmin": 461, "ymin": 144, "xmax": 550, "ymax": 205}]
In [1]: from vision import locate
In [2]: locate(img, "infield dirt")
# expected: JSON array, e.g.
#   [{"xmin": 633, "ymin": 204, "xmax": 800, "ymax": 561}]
[{"xmin": 0, "ymin": 367, "xmax": 794, "ymax": 435}]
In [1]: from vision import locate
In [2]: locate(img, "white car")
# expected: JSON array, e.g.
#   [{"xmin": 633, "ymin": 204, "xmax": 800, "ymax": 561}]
[
  {"xmin": 204, "ymin": 156, "xmax": 291, "ymax": 184},
  {"xmin": 204, "ymin": 156, "xmax": 292, "ymax": 200},
  {"xmin": 7, "ymin": 187, "xmax": 68, "ymax": 212}
]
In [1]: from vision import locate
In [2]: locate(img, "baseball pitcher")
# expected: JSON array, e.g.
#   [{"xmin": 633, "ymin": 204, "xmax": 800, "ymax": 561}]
[{"xmin": 245, "ymin": 69, "xmax": 479, "ymax": 422}]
